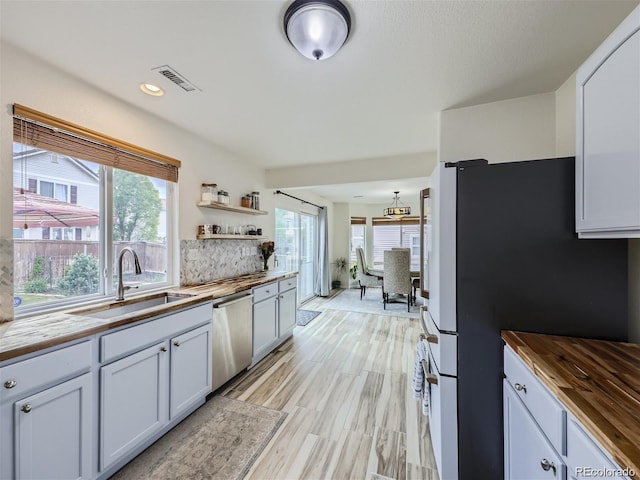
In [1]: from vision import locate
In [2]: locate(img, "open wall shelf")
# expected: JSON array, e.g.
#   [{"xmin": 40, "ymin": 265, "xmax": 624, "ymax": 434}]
[
  {"xmin": 196, "ymin": 234, "xmax": 266, "ymax": 240},
  {"xmin": 197, "ymin": 201, "xmax": 268, "ymax": 215}
]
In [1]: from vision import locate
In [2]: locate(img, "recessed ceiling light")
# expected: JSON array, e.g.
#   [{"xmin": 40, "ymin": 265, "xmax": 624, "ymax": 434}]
[
  {"xmin": 140, "ymin": 82, "xmax": 164, "ymax": 96},
  {"xmin": 353, "ymin": 195, "xmax": 363, "ymax": 198}
]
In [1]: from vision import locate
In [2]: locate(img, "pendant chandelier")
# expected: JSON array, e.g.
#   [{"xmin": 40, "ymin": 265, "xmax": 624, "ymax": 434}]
[
  {"xmin": 283, "ymin": 0, "xmax": 352, "ymax": 61},
  {"xmin": 384, "ymin": 191, "xmax": 411, "ymax": 219}
]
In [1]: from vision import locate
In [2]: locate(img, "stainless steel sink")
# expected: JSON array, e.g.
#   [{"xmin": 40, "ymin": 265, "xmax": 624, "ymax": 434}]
[{"xmin": 70, "ymin": 292, "xmax": 192, "ymax": 319}]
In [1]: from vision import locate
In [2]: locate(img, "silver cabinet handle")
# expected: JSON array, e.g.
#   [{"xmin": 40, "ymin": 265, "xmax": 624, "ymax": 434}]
[
  {"xmin": 160, "ymin": 346, "xmax": 167, "ymax": 352},
  {"xmin": 540, "ymin": 459, "xmax": 556, "ymax": 475},
  {"xmin": 4, "ymin": 380, "xmax": 17, "ymax": 389},
  {"xmin": 173, "ymin": 341, "xmax": 181, "ymax": 347},
  {"xmin": 213, "ymin": 294, "xmax": 253, "ymax": 308},
  {"xmin": 514, "ymin": 383, "xmax": 527, "ymax": 393},
  {"xmin": 21, "ymin": 404, "xmax": 32, "ymax": 413}
]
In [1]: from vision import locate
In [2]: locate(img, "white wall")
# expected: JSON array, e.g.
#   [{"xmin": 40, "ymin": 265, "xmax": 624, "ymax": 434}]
[
  {"xmin": 266, "ymin": 151, "xmax": 437, "ymax": 189},
  {"xmin": 439, "ymin": 92, "xmax": 557, "ymax": 164},
  {"xmin": 555, "ymin": 72, "xmax": 577, "ymax": 158},
  {"xmin": 0, "ymin": 42, "xmax": 334, "ymax": 320},
  {"xmin": 1, "ymin": 43, "xmax": 268, "ymax": 241},
  {"xmin": 332, "ymin": 203, "xmax": 350, "ymax": 287}
]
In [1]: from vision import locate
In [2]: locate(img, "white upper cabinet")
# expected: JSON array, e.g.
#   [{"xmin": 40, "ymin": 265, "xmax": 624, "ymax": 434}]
[{"xmin": 576, "ymin": 6, "xmax": 640, "ymax": 238}]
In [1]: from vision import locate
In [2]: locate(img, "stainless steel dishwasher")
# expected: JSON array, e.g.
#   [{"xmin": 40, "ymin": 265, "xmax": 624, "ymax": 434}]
[{"xmin": 211, "ymin": 291, "xmax": 253, "ymax": 390}]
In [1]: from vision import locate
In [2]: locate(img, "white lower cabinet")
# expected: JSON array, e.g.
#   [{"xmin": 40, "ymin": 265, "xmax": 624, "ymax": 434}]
[
  {"xmin": 504, "ymin": 345, "xmax": 630, "ymax": 480},
  {"xmin": 252, "ymin": 293, "xmax": 279, "ymax": 364},
  {"xmin": 277, "ymin": 286, "xmax": 297, "ymax": 339},
  {"xmin": 169, "ymin": 323, "xmax": 212, "ymax": 419},
  {"xmin": 504, "ymin": 380, "xmax": 565, "ymax": 479},
  {"xmin": 0, "ymin": 340, "xmax": 93, "ymax": 480},
  {"xmin": 251, "ymin": 276, "xmax": 298, "ymax": 365},
  {"xmin": 566, "ymin": 416, "xmax": 619, "ymax": 480},
  {"xmin": 98, "ymin": 303, "xmax": 212, "ymax": 476},
  {"xmin": 14, "ymin": 372, "xmax": 92, "ymax": 480},
  {"xmin": 100, "ymin": 342, "xmax": 169, "ymax": 471}
]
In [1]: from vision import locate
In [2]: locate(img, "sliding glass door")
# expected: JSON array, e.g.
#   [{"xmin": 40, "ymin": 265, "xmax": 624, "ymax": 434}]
[
  {"xmin": 299, "ymin": 213, "xmax": 317, "ymax": 301},
  {"xmin": 275, "ymin": 208, "xmax": 318, "ymax": 303}
]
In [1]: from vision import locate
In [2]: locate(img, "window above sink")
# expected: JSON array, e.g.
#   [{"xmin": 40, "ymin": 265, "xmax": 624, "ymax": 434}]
[{"xmin": 12, "ymin": 105, "xmax": 179, "ymax": 316}]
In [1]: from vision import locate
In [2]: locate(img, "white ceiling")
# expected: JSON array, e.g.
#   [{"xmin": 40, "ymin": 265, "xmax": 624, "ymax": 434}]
[{"xmin": 1, "ymin": 0, "xmax": 638, "ymax": 204}]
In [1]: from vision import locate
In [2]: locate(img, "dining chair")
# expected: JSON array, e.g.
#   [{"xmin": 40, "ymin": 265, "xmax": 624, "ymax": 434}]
[
  {"xmin": 356, "ymin": 247, "xmax": 383, "ymax": 300},
  {"xmin": 383, "ymin": 249, "xmax": 412, "ymax": 311},
  {"xmin": 391, "ymin": 248, "xmax": 420, "ymax": 303}
]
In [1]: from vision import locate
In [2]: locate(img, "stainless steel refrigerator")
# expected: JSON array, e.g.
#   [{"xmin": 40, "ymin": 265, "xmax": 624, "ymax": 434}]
[{"xmin": 423, "ymin": 157, "xmax": 628, "ymax": 479}]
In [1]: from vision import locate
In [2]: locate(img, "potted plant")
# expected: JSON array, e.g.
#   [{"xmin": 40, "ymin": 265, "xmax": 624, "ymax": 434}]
[
  {"xmin": 332, "ymin": 257, "xmax": 348, "ymax": 288},
  {"xmin": 349, "ymin": 260, "xmax": 358, "ymax": 280}
]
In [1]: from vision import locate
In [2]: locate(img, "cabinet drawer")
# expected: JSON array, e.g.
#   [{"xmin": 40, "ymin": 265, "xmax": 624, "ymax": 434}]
[
  {"xmin": 566, "ymin": 415, "xmax": 617, "ymax": 475},
  {"xmin": 0, "ymin": 340, "xmax": 92, "ymax": 402},
  {"xmin": 278, "ymin": 277, "xmax": 297, "ymax": 292},
  {"xmin": 253, "ymin": 282, "xmax": 277, "ymax": 303},
  {"xmin": 504, "ymin": 346, "xmax": 565, "ymax": 454},
  {"xmin": 101, "ymin": 302, "xmax": 211, "ymax": 363},
  {"xmin": 504, "ymin": 380, "xmax": 566, "ymax": 480}
]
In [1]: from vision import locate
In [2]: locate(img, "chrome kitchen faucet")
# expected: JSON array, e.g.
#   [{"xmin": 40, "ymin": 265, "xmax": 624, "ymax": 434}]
[{"xmin": 116, "ymin": 247, "xmax": 142, "ymax": 301}]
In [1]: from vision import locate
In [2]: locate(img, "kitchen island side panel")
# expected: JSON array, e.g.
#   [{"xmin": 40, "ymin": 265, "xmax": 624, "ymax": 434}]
[{"xmin": 454, "ymin": 157, "xmax": 628, "ymax": 479}]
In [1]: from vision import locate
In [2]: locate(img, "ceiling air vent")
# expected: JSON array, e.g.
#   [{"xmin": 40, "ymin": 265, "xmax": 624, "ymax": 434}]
[{"xmin": 151, "ymin": 65, "xmax": 201, "ymax": 92}]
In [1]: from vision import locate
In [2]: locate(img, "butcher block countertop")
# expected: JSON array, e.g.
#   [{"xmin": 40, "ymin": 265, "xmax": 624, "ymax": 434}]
[
  {"xmin": 0, "ymin": 270, "xmax": 296, "ymax": 363},
  {"xmin": 502, "ymin": 330, "xmax": 640, "ymax": 476}
]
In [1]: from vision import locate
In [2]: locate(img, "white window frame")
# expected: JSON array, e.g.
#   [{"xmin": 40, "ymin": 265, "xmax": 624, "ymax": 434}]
[{"xmin": 14, "ymin": 162, "xmax": 177, "ymax": 317}]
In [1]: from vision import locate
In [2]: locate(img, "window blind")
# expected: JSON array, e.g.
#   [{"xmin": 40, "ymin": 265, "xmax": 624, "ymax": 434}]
[
  {"xmin": 350, "ymin": 216, "xmax": 366, "ymax": 225},
  {"xmin": 13, "ymin": 104, "xmax": 180, "ymax": 182},
  {"xmin": 371, "ymin": 216, "xmax": 419, "ymax": 226}
]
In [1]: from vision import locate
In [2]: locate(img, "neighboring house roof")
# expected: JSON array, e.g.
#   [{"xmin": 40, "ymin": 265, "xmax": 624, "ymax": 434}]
[
  {"xmin": 13, "ymin": 149, "xmax": 100, "ymax": 183},
  {"xmin": 13, "ymin": 187, "xmax": 99, "ymax": 228}
]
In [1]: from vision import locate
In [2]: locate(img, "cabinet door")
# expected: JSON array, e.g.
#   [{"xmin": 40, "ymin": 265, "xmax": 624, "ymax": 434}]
[
  {"xmin": 504, "ymin": 381, "xmax": 565, "ymax": 480},
  {"xmin": 577, "ymin": 26, "xmax": 640, "ymax": 235},
  {"xmin": 14, "ymin": 373, "xmax": 92, "ymax": 480},
  {"xmin": 278, "ymin": 288, "xmax": 297, "ymax": 339},
  {"xmin": 100, "ymin": 342, "xmax": 168, "ymax": 471},
  {"xmin": 252, "ymin": 297, "xmax": 278, "ymax": 362},
  {"xmin": 170, "ymin": 324, "xmax": 212, "ymax": 419}
]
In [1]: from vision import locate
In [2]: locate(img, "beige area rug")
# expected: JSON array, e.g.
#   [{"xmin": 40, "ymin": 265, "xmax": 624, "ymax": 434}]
[
  {"xmin": 111, "ymin": 396, "xmax": 286, "ymax": 480},
  {"xmin": 323, "ymin": 287, "xmax": 420, "ymax": 319}
]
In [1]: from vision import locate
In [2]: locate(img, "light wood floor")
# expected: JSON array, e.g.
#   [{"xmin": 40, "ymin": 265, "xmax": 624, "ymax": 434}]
[{"xmin": 221, "ymin": 291, "xmax": 439, "ymax": 480}]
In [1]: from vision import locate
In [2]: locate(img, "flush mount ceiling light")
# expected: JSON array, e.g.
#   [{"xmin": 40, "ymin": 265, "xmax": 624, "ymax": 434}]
[
  {"xmin": 139, "ymin": 82, "xmax": 164, "ymax": 97},
  {"xmin": 283, "ymin": 0, "xmax": 351, "ymax": 61},
  {"xmin": 384, "ymin": 191, "xmax": 411, "ymax": 219}
]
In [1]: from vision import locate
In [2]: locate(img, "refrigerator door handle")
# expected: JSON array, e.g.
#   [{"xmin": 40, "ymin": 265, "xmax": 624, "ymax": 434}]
[
  {"xmin": 420, "ymin": 333, "xmax": 439, "ymax": 344},
  {"xmin": 421, "ymin": 359, "xmax": 439, "ymax": 385}
]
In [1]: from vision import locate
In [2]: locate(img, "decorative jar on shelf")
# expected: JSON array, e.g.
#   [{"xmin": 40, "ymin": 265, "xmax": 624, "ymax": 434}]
[
  {"xmin": 217, "ymin": 190, "xmax": 229, "ymax": 205},
  {"xmin": 201, "ymin": 183, "xmax": 217, "ymax": 202}
]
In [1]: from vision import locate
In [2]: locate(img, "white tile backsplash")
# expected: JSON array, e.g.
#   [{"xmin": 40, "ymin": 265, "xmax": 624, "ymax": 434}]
[{"xmin": 0, "ymin": 239, "xmax": 14, "ymax": 322}]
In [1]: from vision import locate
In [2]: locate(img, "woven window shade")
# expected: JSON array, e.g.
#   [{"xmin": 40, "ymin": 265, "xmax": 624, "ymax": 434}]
[
  {"xmin": 13, "ymin": 104, "xmax": 180, "ymax": 182},
  {"xmin": 350, "ymin": 216, "xmax": 366, "ymax": 225},
  {"xmin": 372, "ymin": 216, "xmax": 419, "ymax": 226}
]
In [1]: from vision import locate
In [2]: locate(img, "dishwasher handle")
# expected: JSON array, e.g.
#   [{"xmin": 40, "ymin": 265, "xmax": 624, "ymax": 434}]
[{"xmin": 213, "ymin": 294, "xmax": 253, "ymax": 308}]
